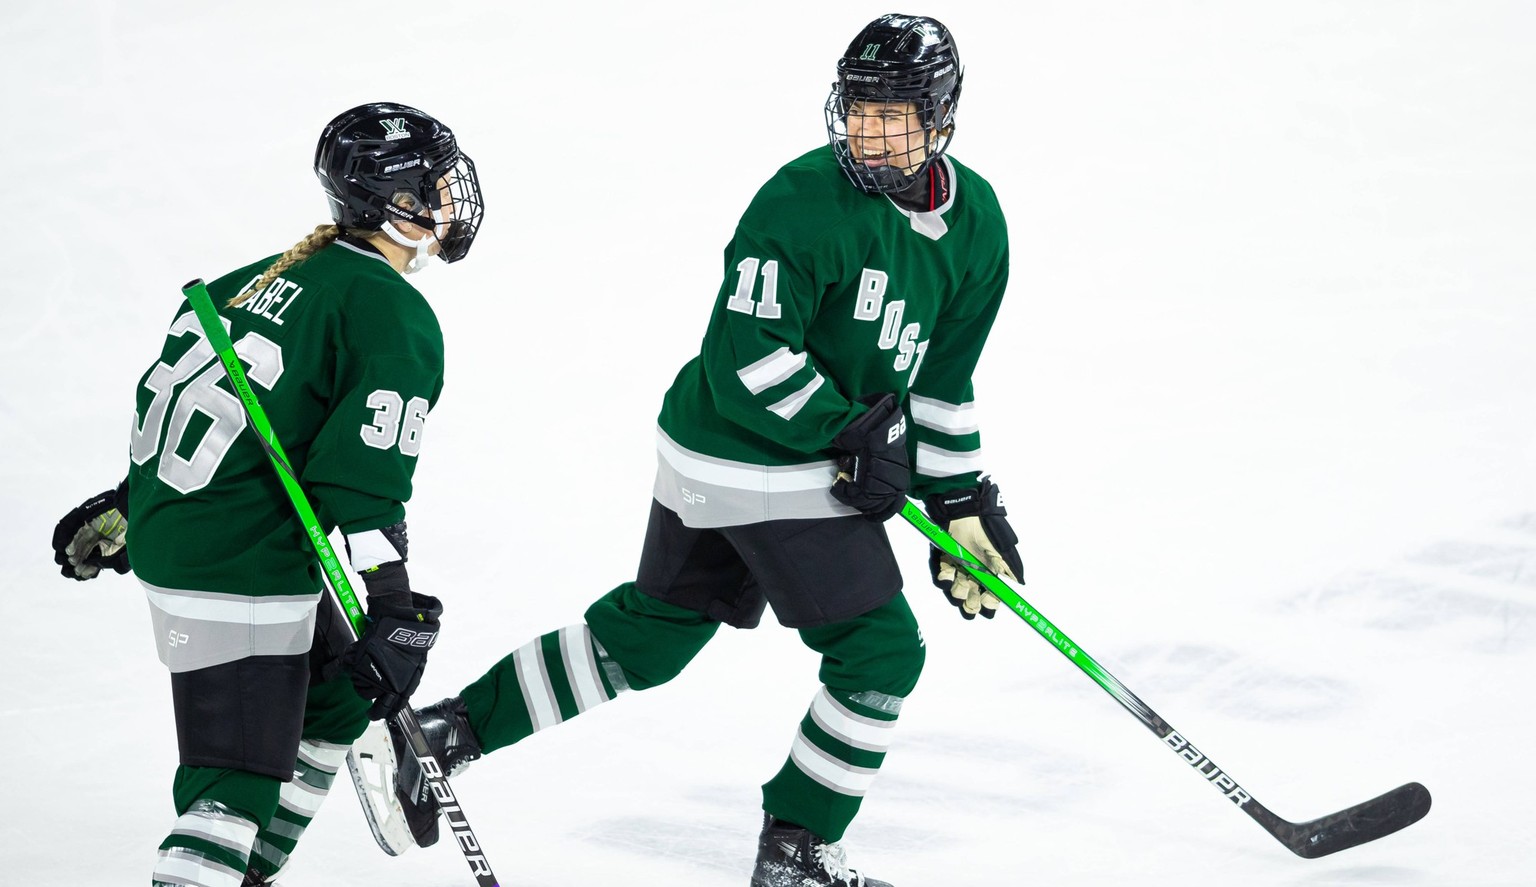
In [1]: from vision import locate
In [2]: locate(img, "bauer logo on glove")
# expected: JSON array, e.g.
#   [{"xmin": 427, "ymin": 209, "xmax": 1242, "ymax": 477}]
[{"xmin": 923, "ymin": 477, "xmax": 1024, "ymax": 620}]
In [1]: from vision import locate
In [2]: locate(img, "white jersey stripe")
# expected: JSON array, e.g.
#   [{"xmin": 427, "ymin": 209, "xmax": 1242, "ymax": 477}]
[
  {"xmin": 915, "ymin": 442, "xmax": 986, "ymax": 478},
  {"xmin": 143, "ymin": 584, "xmax": 317, "ymax": 625},
  {"xmin": 809, "ymin": 688, "xmax": 897, "ymax": 752},
  {"xmin": 909, "ymin": 394, "xmax": 979, "ymax": 436},
  {"xmin": 514, "ymin": 638, "xmax": 561, "ymax": 732},
  {"xmin": 560, "ymin": 624, "xmax": 608, "ymax": 713},
  {"xmin": 788, "ymin": 729, "xmax": 880, "ymax": 797},
  {"xmin": 767, "ymin": 374, "xmax": 825, "ymax": 420},
  {"xmin": 656, "ymin": 429, "xmax": 835, "ymax": 493},
  {"xmin": 737, "ymin": 347, "xmax": 808, "ymax": 395},
  {"xmin": 154, "ymin": 848, "xmax": 245, "ymax": 887}
]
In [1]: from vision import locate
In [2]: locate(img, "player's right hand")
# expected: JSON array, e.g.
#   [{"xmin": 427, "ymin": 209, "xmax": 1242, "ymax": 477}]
[
  {"xmin": 830, "ymin": 393, "xmax": 911, "ymax": 522},
  {"xmin": 52, "ymin": 486, "xmax": 130, "ymax": 581}
]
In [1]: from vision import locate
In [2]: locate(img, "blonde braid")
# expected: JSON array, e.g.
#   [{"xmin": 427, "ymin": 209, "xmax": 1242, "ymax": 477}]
[{"xmin": 228, "ymin": 224, "xmax": 341, "ymax": 307}]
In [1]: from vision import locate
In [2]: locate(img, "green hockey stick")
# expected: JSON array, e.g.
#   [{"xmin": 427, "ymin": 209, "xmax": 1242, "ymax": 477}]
[
  {"xmin": 183, "ymin": 278, "xmax": 501, "ymax": 886},
  {"xmin": 900, "ymin": 499, "xmax": 1430, "ymax": 858}
]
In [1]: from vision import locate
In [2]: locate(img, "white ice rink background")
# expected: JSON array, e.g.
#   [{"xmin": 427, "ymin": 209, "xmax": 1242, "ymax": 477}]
[{"xmin": 2, "ymin": 2, "xmax": 1532, "ymax": 884}]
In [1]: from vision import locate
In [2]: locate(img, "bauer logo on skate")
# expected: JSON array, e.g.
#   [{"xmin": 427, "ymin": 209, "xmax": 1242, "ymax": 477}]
[{"xmin": 1163, "ymin": 731, "xmax": 1254, "ymax": 806}]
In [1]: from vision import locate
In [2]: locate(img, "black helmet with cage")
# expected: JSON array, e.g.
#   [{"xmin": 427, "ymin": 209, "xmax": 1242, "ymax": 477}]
[
  {"xmin": 314, "ymin": 102, "xmax": 485, "ymax": 264},
  {"xmin": 824, "ymin": 14, "xmax": 964, "ymax": 194}
]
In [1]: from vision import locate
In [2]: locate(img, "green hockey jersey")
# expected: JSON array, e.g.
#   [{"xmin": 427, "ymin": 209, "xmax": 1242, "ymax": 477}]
[
  {"xmin": 655, "ymin": 146, "xmax": 1010, "ymax": 528},
  {"xmin": 125, "ymin": 238, "xmax": 444, "ymax": 671}
]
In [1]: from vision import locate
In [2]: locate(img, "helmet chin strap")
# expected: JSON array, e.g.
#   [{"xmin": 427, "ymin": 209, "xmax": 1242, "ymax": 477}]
[
  {"xmin": 381, "ymin": 205, "xmax": 450, "ymax": 275},
  {"xmin": 382, "ymin": 219, "xmax": 435, "ymax": 274}
]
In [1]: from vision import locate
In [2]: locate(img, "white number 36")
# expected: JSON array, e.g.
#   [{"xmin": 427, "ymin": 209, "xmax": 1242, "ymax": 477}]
[{"xmin": 360, "ymin": 390, "xmax": 429, "ymax": 456}]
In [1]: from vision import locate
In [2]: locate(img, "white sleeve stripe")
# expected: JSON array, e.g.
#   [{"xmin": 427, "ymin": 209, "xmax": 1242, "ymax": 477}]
[
  {"xmin": 916, "ymin": 442, "xmax": 986, "ymax": 478},
  {"xmin": 767, "ymin": 374, "xmax": 824, "ymax": 420},
  {"xmin": 737, "ymin": 346, "xmax": 808, "ymax": 395},
  {"xmin": 908, "ymin": 394, "xmax": 979, "ymax": 435}
]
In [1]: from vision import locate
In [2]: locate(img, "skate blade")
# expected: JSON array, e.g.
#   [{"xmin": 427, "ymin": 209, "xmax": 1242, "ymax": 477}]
[{"xmin": 346, "ymin": 721, "xmax": 416, "ymax": 857}]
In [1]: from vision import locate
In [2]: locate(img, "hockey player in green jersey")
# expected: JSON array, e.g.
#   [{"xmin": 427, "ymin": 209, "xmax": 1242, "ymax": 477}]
[
  {"xmin": 355, "ymin": 14, "xmax": 1020, "ymax": 887},
  {"xmin": 49, "ymin": 102, "xmax": 484, "ymax": 887}
]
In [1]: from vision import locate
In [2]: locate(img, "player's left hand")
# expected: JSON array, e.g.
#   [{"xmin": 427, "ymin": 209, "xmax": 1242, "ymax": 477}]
[
  {"xmin": 52, "ymin": 486, "xmax": 131, "ymax": 581},
  {"xmin": 924, "ymin": 477, "xmax": 1022, "ymax": 620}
]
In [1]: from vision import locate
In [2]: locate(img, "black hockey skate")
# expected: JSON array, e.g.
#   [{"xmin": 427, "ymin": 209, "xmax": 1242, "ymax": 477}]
[
  {"xmin": 348, "ymin": 696, "xmax": 483, "ymax": 855},
  {"xmin": 750, "ymin": 815, "xmax": 892, "ymax": 887},
  {"xmin": 391, "ymin": 696, "xmax": 483, "ymax": 848}
]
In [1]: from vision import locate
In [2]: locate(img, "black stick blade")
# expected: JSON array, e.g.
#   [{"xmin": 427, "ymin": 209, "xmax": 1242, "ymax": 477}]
[{"xmin": 1284, "ymin": 782, "xmax": 1431, "ymax": 859}]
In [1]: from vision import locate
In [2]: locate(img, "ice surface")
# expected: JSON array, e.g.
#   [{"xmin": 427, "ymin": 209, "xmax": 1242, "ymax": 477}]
[{"xmin": 3, "ymin": 1, "xmax": 1533, "ymax": 884}]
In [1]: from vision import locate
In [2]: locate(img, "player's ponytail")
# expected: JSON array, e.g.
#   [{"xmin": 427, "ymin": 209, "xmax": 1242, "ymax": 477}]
[{"xmin": 228, "ymin": 224, "xmax": 342, "ymax": 308}]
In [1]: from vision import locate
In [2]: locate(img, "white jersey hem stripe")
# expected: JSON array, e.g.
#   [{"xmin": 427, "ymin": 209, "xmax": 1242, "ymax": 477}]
[
  {"xmin": 142, "ymin": 583, "xmax": 317, "ymax": 625},
  {"xmin": 656, "ymin": 428, "xmax": 835, "ymax": 493}
]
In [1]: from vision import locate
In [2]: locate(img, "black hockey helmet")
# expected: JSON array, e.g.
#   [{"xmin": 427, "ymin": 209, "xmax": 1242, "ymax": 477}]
[
  {"xmin": 314, "ymin": 102, "xmax": 484, "ymax": 263},
  {"xmin": 825, "ymin": 14, "xmax": 964, "ymax": 193}
]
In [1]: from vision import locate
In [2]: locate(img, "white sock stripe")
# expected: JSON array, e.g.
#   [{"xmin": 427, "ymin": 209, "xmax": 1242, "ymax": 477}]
[
  {"xmin": 809, "ymin": 688, "xmax": 896, "ymax": 752},
  {"xmin": 277, "ymin": 774, "xmax": 328, "ymax": 819},
  {"xmin": 296, "ymin": 739, "xmax": 349, "ymax": 774},
  {"xmin": 560, "ymin": 624, "xmax": 609, "ymax": 712},
  {"xmin": 788, "ymin": 730, "xmax": 880, "ymax": 797},
  {"xmin": 249, "ymin": 837, "xmax": 290, "ymax": 872},
  {"xmin": 592, "ymin": 637, "xmax": 632, "ymax": 694},
  {"xmin": 514, "ymin": 637, "xmax": 561, "ymax": 732},
  {"xmin": 153, "ymin": 848, "xmax": 245, "ymax": 887},
  {"xmin": 166, "ymin": 808, "xmax": 258, "ymax": 856},
  {"xmin": 263, "ymin": 816, "xmax": 305, "ymax": 841}
]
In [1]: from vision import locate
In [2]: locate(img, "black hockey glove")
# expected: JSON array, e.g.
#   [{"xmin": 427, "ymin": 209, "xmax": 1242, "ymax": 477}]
[
  {"xmin": 341, "ymin": 565, "xmax": 442, "ymax": 721},
  {"xmin": 52, "ymin": 484, "xmax": 130, "ymax": 581},
  {"xmin": 830, "ymin": 393, "xmax": 911, "ymax": 522},
  {"xmin": 925, "ymin": 477, "xmax": 1024, "ymax": 620}
]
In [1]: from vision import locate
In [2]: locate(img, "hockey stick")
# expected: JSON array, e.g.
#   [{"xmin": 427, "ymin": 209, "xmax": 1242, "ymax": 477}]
[
  {"xmin": 901, "ymin": 500, "xmax": 1430, "ymax": 858},
  {"xmin": 183, "ymin": 279, "xmax": 501, "ymax": 887}
]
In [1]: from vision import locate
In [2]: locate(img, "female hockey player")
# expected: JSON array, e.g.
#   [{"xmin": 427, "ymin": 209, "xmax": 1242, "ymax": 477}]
[
  {"xmin": 359, "ymin": 15, "xmax": 1021, "ymax": 887},
  {"xmin": 49, "ymin": 102, "xmax": 485, "ymax": 887}
]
